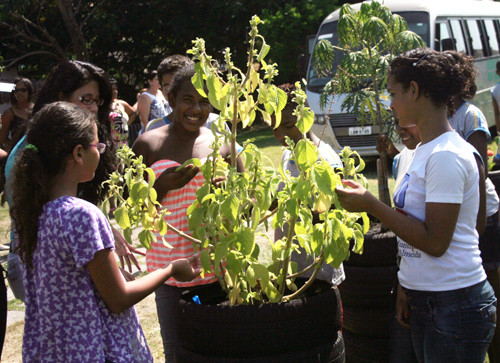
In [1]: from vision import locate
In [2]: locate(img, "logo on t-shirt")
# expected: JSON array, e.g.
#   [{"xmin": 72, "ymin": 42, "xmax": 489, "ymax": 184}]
[{"xmin": 393, "ymin": 173, "xmax": 410, "ymax": 209}]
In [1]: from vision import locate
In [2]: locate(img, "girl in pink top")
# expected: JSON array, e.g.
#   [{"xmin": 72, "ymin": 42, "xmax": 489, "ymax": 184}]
[{"xmin": 133, "ymin": 64, "xmax": 243, "ymax": 362}]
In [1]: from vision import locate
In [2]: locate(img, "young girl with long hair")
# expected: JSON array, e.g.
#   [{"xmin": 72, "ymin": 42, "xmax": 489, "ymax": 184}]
[
  {"xmin": 11, "ymin": 102, "xmax": 200, "ymax": 362},
  {"xmin": 336, "ymin": 48, "xmax": 496, "ymax": 361}
]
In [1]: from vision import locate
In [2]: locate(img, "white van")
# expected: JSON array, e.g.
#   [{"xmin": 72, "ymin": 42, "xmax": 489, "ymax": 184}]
[{"xmin": 306, "ymin": 0, "xmax": 500, "ymax": 157}]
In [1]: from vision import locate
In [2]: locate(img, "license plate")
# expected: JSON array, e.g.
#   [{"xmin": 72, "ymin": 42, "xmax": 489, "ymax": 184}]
[{"xmin": 348, "ymin": 126, "xmax": 372, "ymax": 136}]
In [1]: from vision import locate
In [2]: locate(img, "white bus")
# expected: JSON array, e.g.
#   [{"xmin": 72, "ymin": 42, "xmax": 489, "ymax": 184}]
[{"xmin": 306, "ymin": 0, "xmax": 500, "ymax": 157}]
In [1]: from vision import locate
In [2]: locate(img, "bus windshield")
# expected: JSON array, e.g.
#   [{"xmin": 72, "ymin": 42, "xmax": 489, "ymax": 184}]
[{"xmin": 307, "ymin": 11, "xmax": 430, "ymax": 93}]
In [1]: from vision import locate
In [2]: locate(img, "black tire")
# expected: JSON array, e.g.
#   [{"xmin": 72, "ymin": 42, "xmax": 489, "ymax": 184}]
[
  {"xmin": 345, "ymin": 226, "xmax": 398, "ymax": 268},
  {"xmin": 177, "ymin": 280, "xmax": 342, "ymax": 357},
  {"xmin": 343, "ymin": 329, "xmax": 390, "ymax": 363},
  {"xmin": 488, "ymin": 170, "xmax": 500, "ymax": 195},
  {"xmin": 339, "ymin": 265, "xmax": 397, "ymax": 308},
  {"xmin": 342, "ymin": 304, "xmax": 395, "ymax": 338},
  {"xmin": 175, "ymin": 330, "xmax": 345, "ymax": 363}
]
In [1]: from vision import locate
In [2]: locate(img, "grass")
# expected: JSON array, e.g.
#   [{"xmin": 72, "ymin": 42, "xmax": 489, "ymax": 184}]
[{"xmin": 0, "ymin": 128, "xmax": 397, "ymax": 361}]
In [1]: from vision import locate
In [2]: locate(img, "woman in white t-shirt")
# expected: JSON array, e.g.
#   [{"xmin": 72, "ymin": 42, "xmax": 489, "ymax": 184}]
[{"xmin": 336, "ymin": 48, "xmax": 496, "ymax": 362}]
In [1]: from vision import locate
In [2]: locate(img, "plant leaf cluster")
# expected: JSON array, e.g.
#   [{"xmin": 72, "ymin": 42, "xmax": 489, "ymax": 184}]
[
  {"xmin": 102, "ymin": 145, "xmax": 170, "ymax": 250},
  {"xmin": 312, "ymin": 1, "xmax": 425, "ymax": 127},
  {"xmin": 183, "ymin": 16, "xmax": 368, "ymax": 305},
  {"xmin": 105, "ymin": 16, "xmax": 369, "ymax": 305}
]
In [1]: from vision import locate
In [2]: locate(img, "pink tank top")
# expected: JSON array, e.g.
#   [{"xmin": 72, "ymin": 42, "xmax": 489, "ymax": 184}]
[{"xmin": 147, "ymin": 159, "xmax": 216, "ymax": 287}]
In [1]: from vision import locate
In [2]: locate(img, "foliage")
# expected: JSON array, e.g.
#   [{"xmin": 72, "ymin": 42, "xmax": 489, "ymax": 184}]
[
  {"xmin": 311, "ymin": 1, "xmax": 425, "ymax": 206},
  {"xmin": 102, "ymin": 146, "xmax": 170, "ymax": 251},
  {"xmin": 313, "ymin": 1, "xmax": 425, "ymax": 126},
  {"xmin": 0, "ymin": 0, "xmax": 337, "ymax": 100},
  {"xmin": 105, "ymin": 16, "xmax": 369, "ymax": 306}
]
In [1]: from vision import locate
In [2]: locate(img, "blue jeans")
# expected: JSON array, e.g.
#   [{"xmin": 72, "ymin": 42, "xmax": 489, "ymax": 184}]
[{"xmin": 404, "ymin": 280, "xmax": 497, "ymax": 363}]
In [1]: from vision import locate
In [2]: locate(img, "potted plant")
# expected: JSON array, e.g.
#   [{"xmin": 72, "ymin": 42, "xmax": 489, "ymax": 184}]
[
  {"xmin": 311, "ymin": 2, "xmax": 424, "ymax": 360},
  {"xmin": 104, "ymin": 15, "xmax": 368, "ymax": 361}
]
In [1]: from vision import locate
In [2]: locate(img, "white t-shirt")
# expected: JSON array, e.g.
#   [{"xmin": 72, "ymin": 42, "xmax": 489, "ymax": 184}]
[
  {"xmin": 393, "ymin": 147, "xmax": 416, "ymax": 181},
  {"xmin": 393, "ymin": 132, "xmax": 486, "ymax": 291},
  {"xmin": 449, "ymin": 102, "xmax": 499, "ymax": 217},
  {"xmin": 492, "ymin": 82, "xmax": 500, "ymax": 106},
  {"xmin": 275, "ymin": 141, "xmax": 344, "ymax": 286}
]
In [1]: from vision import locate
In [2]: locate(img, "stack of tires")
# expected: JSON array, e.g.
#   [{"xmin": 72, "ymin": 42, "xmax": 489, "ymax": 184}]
[
  {"xmin": 175, "ymin": 279, "xmax": 345, "ymax": 362},
  {"xmin": 340, "ymin": 224, "xmax": 398, "ymax": 362}
]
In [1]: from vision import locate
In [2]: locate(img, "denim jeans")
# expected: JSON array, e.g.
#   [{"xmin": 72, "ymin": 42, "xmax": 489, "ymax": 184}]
[{"xmin": 404, "ymin": 279, "xmax": 497, "ymax": 363}]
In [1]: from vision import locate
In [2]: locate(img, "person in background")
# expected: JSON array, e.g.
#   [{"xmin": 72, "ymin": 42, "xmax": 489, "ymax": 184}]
[
  {"xmin": 11, "ymin": 101, "xmax": 200, "ymax": 362},
  {"xmin": 336, "ymin": 48, "xmax": 496, "ymax": 361},
  {"xmin": 492, "ymin": 60, "xmax": 500, "ymax": 141},
  {"xmin": 5, "ymin": 60, "xmax": 144, "ymax": 282},
  {"xmin": 271, "ymin": 83, "xmax": 345, "ymax": 287},
  {"xmin": 377, "ymin": 120, "xmax": 420, "ymax": 181},
  {"xmin": 128, "ymin": 88, "xmax": 147, "ymax": 146},
  {"xmin": 0, "ymin": 77, "xmax": 34, "ymax": 149},
  {"xmin": 137, "ymin": 70, "xmax": 168, "ymax": 134},
  {"xmin": 377, "ymin": 120, "xmax": 421, "ymax": 363},
  {"xmin": 109, "ymin": 78, "xmax": 136, "ymax": 149},
  {"xmin": 446, "ymin": 50, "xmax": 500, "ymax": 363},
  {"xmin": 133, "ymin": 64, "xmax": 243, "ymax": 362}
]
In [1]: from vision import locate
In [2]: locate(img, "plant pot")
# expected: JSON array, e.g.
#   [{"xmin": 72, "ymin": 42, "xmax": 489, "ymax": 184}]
[
  {"xmin": 340, "ymin": 223, "xmax": 398, "ymax": 362},
  {"xmin": 175, "ymin": 278, "xmax": 344, "ymax": 362}
]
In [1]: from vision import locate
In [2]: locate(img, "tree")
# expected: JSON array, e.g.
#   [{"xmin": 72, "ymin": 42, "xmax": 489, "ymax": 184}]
[
  {"xmin": 312, "ymin": 1, "xmax": 424, "ymax": 206},
  {"xmin": 0, "ymin": 0, "xmax": 96, "ymax": 68},
  {"xmin": 0, "ymin": 0, "xmax": 339, "ymax": 101}
]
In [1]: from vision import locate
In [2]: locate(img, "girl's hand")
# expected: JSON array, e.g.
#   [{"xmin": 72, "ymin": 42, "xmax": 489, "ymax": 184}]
[
  {"xmin": 335, "ymin": 179, "xmax": 376, "ymax": 213},
  {"xmin": 396, "ymin": 284, "xmax": 411, "ymax": 329},
  {"xmin": 158, "ymin": 164, "xmax": 200, "ymax": 191},
  {"xmin": 112, "ymin": 226, "xmax": 146, "ymax": 272},
  {"xmin": 170, "ymin": 254, "xmax": 202, "ymax": 282}
]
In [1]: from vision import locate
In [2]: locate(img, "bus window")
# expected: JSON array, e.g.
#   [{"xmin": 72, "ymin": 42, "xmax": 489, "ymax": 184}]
[
  {"xmin": 307, "ymin": 21, "xmax": 341, "ymax": 93},
  {"xmin": 465, "ymin": 19, "xmax": 485, "ymax": 58},
  {"xmin": 435, "ymin": 21, "xmax": 452, "ymax": 51},
  {"xmin": 484, "ymin": 19, "xmax": 499, "ymax": 55},
  {"xmin": 449, "ymin": 19, "xmax": 467, "ymax": 54}
]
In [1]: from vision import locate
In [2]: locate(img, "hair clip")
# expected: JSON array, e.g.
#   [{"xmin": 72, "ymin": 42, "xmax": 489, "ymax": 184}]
[
  {"xmin": 25, "ymin": 144, "xmax": 39, "ymax": 152},
  {"xmin": 413, "ymin": 54, "xmax": 427, "ymax": 67}
]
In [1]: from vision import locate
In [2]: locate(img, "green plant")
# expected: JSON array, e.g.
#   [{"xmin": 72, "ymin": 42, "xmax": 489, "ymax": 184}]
[
  {"xmin": 105, "ymin": 15, "xmax": 369, "ymax": 305},
  {"xmin": 312, "ymin": 1, "xmax": 425, "ymax": 206}
]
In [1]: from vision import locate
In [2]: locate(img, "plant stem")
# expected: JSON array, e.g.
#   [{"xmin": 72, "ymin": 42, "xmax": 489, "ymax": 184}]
[
  {"xmin": 282, "ymin": 253, "xmax": 324, "ymax": 301},
  {"xmin": 278, "ymin": 217, "xmax": 296, "ymax": 297},
  {"xmin": 163, "ymin": 221, "xmax": 211, "ymax": 248}
]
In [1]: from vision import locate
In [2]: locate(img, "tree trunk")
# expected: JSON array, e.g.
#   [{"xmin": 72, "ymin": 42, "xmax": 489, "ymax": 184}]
[
  {"xmin": 55, "ymin": 0, "xmax": 90, "ymax": 61},
  {"xmin": 377, "ymin": 154, "xmax": 391, "ymax": 207}
]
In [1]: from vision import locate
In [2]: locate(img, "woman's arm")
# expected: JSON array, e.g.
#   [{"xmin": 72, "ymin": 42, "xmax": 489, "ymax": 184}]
[
  {"xmin": 137, "ymin": 94, "xmax": 152, "ymax": 129},
  {"xmin": 87, "ymin": 249, "xmax": 200, "ymax": 314},
  {"xmin": 0, "ymin": 109, "xmax": 13, "ymax": 146},
  {"xmin": 336, "ymin": 180, "xmax": 459, "ymax": 257},
  {"xmin": 118, "ymin": 99, "xmax": 136, "ymax": 118}
]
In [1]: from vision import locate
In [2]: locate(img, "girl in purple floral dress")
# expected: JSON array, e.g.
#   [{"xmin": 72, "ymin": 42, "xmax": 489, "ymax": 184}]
[{"xmin": 10, "ymin": 102, "xmax": 200, "ymax": 363}]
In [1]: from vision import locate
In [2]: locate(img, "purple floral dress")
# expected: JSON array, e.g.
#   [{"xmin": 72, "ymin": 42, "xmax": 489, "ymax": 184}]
[{"xmin": 21, "ymin": 196, "xmax": 152, "ymax": 362}]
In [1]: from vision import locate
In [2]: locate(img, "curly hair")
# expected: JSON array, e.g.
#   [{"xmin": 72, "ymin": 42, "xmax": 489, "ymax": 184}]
[
  {"xmin": 11, "ymin": 102, "xmax": 97, "ymax": 267},
  {"xmin": 442, "ymin": 50, "xmax": 477, "ymax": 100},
  {"xmin": 388, "ymin": 48, "xmax": 465, "ymax": 115},
  {"xmin": 30, "ymin": 60, "xmax": 116, "ymax": 205}
]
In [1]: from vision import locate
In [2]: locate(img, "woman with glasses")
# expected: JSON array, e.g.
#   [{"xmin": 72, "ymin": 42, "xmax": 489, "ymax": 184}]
[
  {"xmin": 4, "ymin": 61, "xmax": 144, "ymax": 309},
  {"xmin": 0, "ymin": 77, "xmax": 34, "ymax": 149}
]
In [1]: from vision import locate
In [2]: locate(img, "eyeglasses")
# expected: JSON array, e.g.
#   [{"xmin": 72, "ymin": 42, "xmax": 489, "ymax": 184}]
[
  {"xmin": 88, "ymin": 142, "xmax": 106, "ymax": 154},
  {"xmin": 13, "ymin": 88, "xmax": 27, "ymax": 93},
  {"xmin": 78, "ymin": 95, "xmax": 104, "ymax": 107}
]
